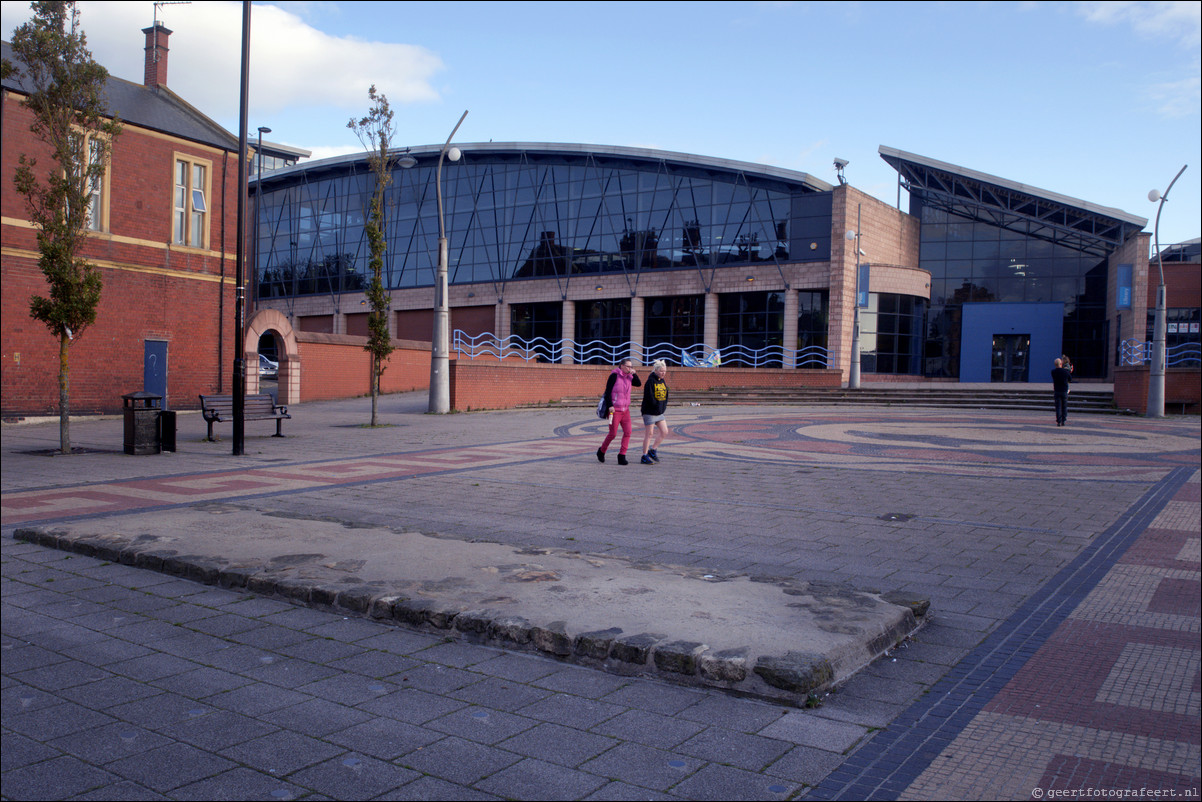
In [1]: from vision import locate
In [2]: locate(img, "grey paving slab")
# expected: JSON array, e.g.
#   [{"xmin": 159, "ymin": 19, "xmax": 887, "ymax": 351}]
[
  {"xmin": 4, "ymin": 398, "xmax": 1198, "ymax": 800},
  {"xmin": 474, "ymin": 756, "xmax": 610, "ymax": 800}
]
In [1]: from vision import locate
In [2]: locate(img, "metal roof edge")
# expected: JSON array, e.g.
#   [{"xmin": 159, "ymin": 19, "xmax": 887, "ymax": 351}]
[
  {"xmin": 257, "ymin": 142, "xmax": 834, "ymax": 191},
  {"xmin": 878, "ymin": 145, "xmax": 1148, "ymax": 229}
]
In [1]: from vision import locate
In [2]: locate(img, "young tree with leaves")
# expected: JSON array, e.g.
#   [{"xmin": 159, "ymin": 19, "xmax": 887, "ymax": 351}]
[
  {"xmin": 347, "ymin": 85, "xmax": 397, "ymax": 427},
  {"xmin": 3, "ymin": 1, "xmax": 121, "ymax": 454}
]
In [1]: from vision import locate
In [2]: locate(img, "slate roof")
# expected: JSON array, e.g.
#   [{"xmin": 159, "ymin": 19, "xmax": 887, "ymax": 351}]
[{"xmin": 3, "ymin": 39, "xmax": 237, "ymax": 152}]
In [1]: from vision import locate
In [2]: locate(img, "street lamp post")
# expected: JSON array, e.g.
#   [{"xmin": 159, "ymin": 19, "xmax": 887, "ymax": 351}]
[
  {"xmin": 252, "ymin": 126, "xmax": 270, "ymax": 313},
  {"xmin": 845, "ymin": 204, "xmax": 864, "ymax": 389},
  {"xmin": 232, "ymin": 0, "xmax": 252, "ymax": 456},
  {"xmin": 429, "ymin": 111, "xmax": 469, "ymax": 414},
  {"xmin": 1146, "ymin": 164, "xmax": 1187, "ymax": 419}
]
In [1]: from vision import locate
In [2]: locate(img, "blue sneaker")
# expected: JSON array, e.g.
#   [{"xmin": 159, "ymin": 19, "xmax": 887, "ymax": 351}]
[
  {"xmin": 640, "ymin": 454, "xmax": 654, "ymax": 464},
  {"xmin": 648, "ymin": 449, "xmax": 660, "ymax": 463}
]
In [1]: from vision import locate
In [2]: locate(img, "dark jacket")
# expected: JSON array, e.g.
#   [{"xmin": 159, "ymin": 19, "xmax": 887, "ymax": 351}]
[
  {"xmin": 1051, "ymin": 366, "xmax": 1072, "ymax": 394},
  {"xmin": 641, "ymin": 373, "xmax": 669, "ymax": 416}
]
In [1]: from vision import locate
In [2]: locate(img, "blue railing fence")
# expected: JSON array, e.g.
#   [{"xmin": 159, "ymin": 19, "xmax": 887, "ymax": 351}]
[
  {"xmin": 451, "ymin": 331, "xmax": 829, "ymax": 369},
  {"xmin": 1119, "ymin": 339, "xmax": 1202, "ymax": 367}
]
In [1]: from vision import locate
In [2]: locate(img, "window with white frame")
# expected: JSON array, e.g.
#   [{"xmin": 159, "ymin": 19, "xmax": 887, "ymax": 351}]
[
  {"xmin": 70, "ymin": 132, "xmax": 109, "ymax": 232},
  {"xmin": 173, "ymin": 156, "xmax": 210, "ymax": 247}
]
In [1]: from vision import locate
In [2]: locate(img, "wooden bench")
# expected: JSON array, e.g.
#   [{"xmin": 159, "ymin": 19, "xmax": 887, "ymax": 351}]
[{"xmin": 199, "ymin": 393, "xmax": 290, "ymax": 441}]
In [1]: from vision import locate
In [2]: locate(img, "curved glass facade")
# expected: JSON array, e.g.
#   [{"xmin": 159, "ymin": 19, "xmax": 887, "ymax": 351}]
[{"xmin": 254, "ymin": 147, "xmax": 827, "ymax": 299}]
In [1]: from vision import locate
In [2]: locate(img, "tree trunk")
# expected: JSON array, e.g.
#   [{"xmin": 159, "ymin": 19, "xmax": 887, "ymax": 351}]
[
  {"xmin": 59, "ymin": 331, "xmax": 71, "ymax": 454},
  {"xmin": 370, "ymin": 357, "xmax": 379, "ymax": 427}
]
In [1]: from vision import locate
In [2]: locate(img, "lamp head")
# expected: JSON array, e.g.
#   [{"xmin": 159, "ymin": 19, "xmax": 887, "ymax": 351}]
[
  {"xmin": 845, "ymin": 229, "xmax": 857, "ymax": 241},
  {"xmin": 1148, "ymin": 189, "xmax": 1162, "ymax": 203},
  {"xmin": 446, "ymin": 146, "xmax": 462, "ymax": 163}
]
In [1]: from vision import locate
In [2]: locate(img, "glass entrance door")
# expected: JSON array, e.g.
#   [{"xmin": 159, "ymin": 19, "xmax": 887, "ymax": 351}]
[{"xmin": 991, "ymin": 334, "xmax": 1030, "ymax": 382}]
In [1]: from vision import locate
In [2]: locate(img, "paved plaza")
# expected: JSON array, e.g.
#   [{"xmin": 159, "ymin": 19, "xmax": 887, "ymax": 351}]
[{"xmin": 2, "ymin": 392, "xmax": 1199, "ymax": 800}]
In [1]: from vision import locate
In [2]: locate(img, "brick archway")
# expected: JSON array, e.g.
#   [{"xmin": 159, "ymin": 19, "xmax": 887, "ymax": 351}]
[{"xmin": 245, "ymin": 309, "xmax": 299, "ymax": 405}]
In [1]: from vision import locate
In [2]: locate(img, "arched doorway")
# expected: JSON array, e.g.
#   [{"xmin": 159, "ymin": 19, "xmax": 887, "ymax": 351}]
[{"xmin": 244, "ymin": 309, "xmax": 299, "ymax": 405}]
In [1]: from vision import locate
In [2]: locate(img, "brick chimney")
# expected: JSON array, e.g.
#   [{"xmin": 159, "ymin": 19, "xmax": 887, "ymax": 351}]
[{"xmin": 142, "ymin": 23, "xmax": 172, "ymax": 88}]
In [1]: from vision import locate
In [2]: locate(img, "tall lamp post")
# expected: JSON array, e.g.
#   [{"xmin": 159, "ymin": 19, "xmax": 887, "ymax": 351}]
[
  {"xmin": 845, "ymin": 204, "xmax": 865, "ymax": 389},
  {"xmin": 1146, "ymin": 164, "xmax": 1187, "ymax": 418},
  {"xmin": 252, "ymin": 126, "xmax": 270, "ymax": 312},
  {"xmin": 429, "ymin": 110, "xmax": 469, "ymax": 414},
  {"xmin": 232, "ymin": 0, "xmax": 252, "ymax": 456}
]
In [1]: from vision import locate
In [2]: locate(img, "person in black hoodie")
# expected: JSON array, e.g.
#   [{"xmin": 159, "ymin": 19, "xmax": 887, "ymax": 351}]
[{"xmin": 639, "ymin": 360, "xmax": 670, "ymax": 464}]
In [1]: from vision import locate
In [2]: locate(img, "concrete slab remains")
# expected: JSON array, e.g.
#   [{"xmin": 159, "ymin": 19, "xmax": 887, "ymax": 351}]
[{"xmin": 14, "ymin": 506, "xmax": 924, "ymax": 705}]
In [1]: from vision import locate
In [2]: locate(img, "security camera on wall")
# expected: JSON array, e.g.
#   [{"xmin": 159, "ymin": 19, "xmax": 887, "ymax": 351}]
[{"xmin": 833, "ymin": 158, "xmax": 849, "ymax": 169}]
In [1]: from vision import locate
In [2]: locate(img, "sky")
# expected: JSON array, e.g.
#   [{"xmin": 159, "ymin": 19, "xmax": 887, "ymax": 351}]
[{"xmin": 3, "ymin": 0, "xmax": 1200, "ymax": 248}]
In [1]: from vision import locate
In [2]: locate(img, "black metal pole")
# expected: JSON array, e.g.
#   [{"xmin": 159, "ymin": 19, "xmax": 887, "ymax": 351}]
[{"xmin": 232, "ymin": 0, "xmax": 251, "ymax": 455}]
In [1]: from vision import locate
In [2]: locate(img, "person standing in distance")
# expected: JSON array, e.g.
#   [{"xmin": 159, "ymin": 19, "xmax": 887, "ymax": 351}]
[
  {"xmin": 597, "ymin": 358, "xmax": 641, "ymax": 465},
  {"xmin": 640, "ymin": 360, "xmax": 670, "ymax": 464},
  {"xmin": 1051, "ymin": 357, "xmax": 1072, "ymax": 427}
]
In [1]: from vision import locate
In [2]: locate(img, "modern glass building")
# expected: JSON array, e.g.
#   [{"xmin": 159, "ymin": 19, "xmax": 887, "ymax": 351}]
[{"xmin": 250, "ymin": 143, "xmax": 1156, "ymax": 382}]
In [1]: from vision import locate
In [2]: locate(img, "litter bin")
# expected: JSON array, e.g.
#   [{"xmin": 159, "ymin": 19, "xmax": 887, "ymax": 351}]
[
  {"xmin": 159, "ymin": 409, "xmax": 177, "ymax": 453},
  {"xmin": 123, "ymin": 392, "xmax": 162, "ymax": 455}
]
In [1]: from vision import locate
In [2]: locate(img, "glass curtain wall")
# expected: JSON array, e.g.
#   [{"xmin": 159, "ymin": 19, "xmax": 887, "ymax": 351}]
[
  {"xmin": 575, "ymin": 299, "xmax": 631, "ymax": 364},
  {"xmin": 255, "ymin": 152, "xmax": 818, "ymax": 298},
  {"xmin": 857, "ymin": 293, "xmax": 926, "ymax": 375},
  {"xmin": 510, "ymin": 302, "xmax": 562, "ymax": 362},
  {"xmin": 718, "ymin": 291, "xmax": 785, "ymax": 367},
  {"xmin": 644, "ymin": 295, "xmax": 704, "ymax": 361},
  {"xmin": 919, "ymin": 207, "xmax": 1109, "ymax": 378},
  {"xmin": 797, "ymin": 290, "xmax": 829, "ymax": 366}
]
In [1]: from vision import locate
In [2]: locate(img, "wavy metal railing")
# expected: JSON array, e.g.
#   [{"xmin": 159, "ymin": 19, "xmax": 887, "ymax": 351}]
[
  {"xmin": 452, "ymin": 331, "xmax": 829, "ymax": 369},
  {"xmin": 1119, "ymin": 339, "xmax": 1202, "ymax": 367}
]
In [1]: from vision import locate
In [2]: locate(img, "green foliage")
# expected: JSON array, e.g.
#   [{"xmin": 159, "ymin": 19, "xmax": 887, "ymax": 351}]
[
  {"xmin": 347, "ymin": 85, "xmax": 398, "ymax": 425},
  {"xmin": 5, "ymin": 1, "xmax": 121, "ymax": 452}
]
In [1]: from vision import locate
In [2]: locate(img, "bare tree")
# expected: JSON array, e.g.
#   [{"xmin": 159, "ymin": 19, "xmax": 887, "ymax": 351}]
[{"xmin": 3, "ymin": 1, "xmax": 121, "ymax": 453}]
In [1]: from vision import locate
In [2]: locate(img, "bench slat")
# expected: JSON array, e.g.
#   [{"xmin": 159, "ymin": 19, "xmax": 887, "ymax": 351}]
[{"xmin": 199, "ymin": 394, "xmax": 290, "ymax": 440}]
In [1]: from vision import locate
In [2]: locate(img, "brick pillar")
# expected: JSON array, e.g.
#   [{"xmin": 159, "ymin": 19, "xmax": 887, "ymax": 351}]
[
  {"xmin": 630, "ymin": 296, "xmax": 644, "ymax": 364},
  {"xmin": 496, "ymin": 302, "xmax": 510, "ymax": 339},
  {"xmin": 783, "ymin": 289, "xmax": 798, "ymax": 369},
  {"xmin": 704, "ymin": 292, "xmax": 719, "ymax": 357},
  {"xmin": 560, "ymin": 300, "xmax": 575, "ymax": 364}
]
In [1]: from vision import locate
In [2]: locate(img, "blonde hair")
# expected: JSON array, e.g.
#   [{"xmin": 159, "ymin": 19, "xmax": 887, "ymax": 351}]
[{"xmin": 652, "ymin": 359, "xmax": 667, "ymax": 372}]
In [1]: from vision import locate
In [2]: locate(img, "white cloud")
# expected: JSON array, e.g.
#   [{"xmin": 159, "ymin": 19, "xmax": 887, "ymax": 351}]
[
  {"xmin": 1074, "ymin": 1, "xmax": 1201, "ymax": 119},
  {"xmin": 3, "ymin": 1, "xmax": 443, "ymax": 120},
  {"xmin": 1148, "ymin": 73, "xmax": 1202, "ymax": 117},
  {"xmin": 1075, "ymin": 0, "xmax": 1202, "ymax": 47}
]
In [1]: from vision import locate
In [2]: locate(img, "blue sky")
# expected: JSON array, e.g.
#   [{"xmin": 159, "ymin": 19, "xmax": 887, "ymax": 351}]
[{"xmin": 4, "ymin": 1, "xmax": 1200, "ymax": 247}]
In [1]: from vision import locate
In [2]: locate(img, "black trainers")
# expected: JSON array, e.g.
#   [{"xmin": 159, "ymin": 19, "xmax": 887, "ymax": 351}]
[
  {"xmin": 640, "ymin": 454, "xmax": 654, "ymax": 464},
  {"xmin": 648, "ymin": 449, "xmax": 660, "ymax": 463},
  {"xmin": 596, "ymin": 449, "xmax": 605, "ymax": 463},
  {"xmin": 617, "ymin": 454, "xmax": 628, "ymax": 465}
]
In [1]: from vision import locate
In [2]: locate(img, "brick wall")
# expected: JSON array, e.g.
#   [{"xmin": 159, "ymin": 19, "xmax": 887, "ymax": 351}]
[
  {"xmin": 449, "ymin": 361, "xmax": 842, "ymax": 411},
  {"xmin": 284, "ymin": 333, "xmax": 841, "ymax": 411},
  {"xmin": 1113, "ymin": 366, "xmax": 1201, "ymax": 414},
  {"xmin": 3, "ymin": 89, "xmax": 241, "ymax": 417},
  {"xmin": 2, "ymin": 251, "xmax": 234, "ymax": 415},
  {"xmin": 296, "ymin": 334, "xmax": 430, "ymax": 402}
]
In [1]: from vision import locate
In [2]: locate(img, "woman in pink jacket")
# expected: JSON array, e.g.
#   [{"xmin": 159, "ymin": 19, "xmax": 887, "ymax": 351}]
[{"xmin": 597, "ymin": 358, "xmax": 641, "ymax": 465}]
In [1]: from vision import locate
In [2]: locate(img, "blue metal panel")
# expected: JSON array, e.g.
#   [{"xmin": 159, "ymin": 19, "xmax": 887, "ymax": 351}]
[
  {"xmin": 143, "ymin": 340, "xmax": 168, "ymax": 406},
  {"xmin": 960, "ymin": 303, "xmax": 1063, "ymax": 382}
]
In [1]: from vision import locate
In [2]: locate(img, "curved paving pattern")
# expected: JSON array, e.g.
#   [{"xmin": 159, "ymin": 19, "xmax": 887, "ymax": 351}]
[{"xmin": 3, "ymin": 401, "xmax": 1199, "ymax": 800}]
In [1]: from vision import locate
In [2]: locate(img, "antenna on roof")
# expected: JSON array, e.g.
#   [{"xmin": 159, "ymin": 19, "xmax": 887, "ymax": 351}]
[{"xmin": 152, "ymin": 1, "xmax": 192, "ymax": 62}]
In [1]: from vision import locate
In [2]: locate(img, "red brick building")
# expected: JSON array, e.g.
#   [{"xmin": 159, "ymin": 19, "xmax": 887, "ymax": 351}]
[{"xmin": 2, "ymin": 24, "xmax": 242, "ymax": 417}]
